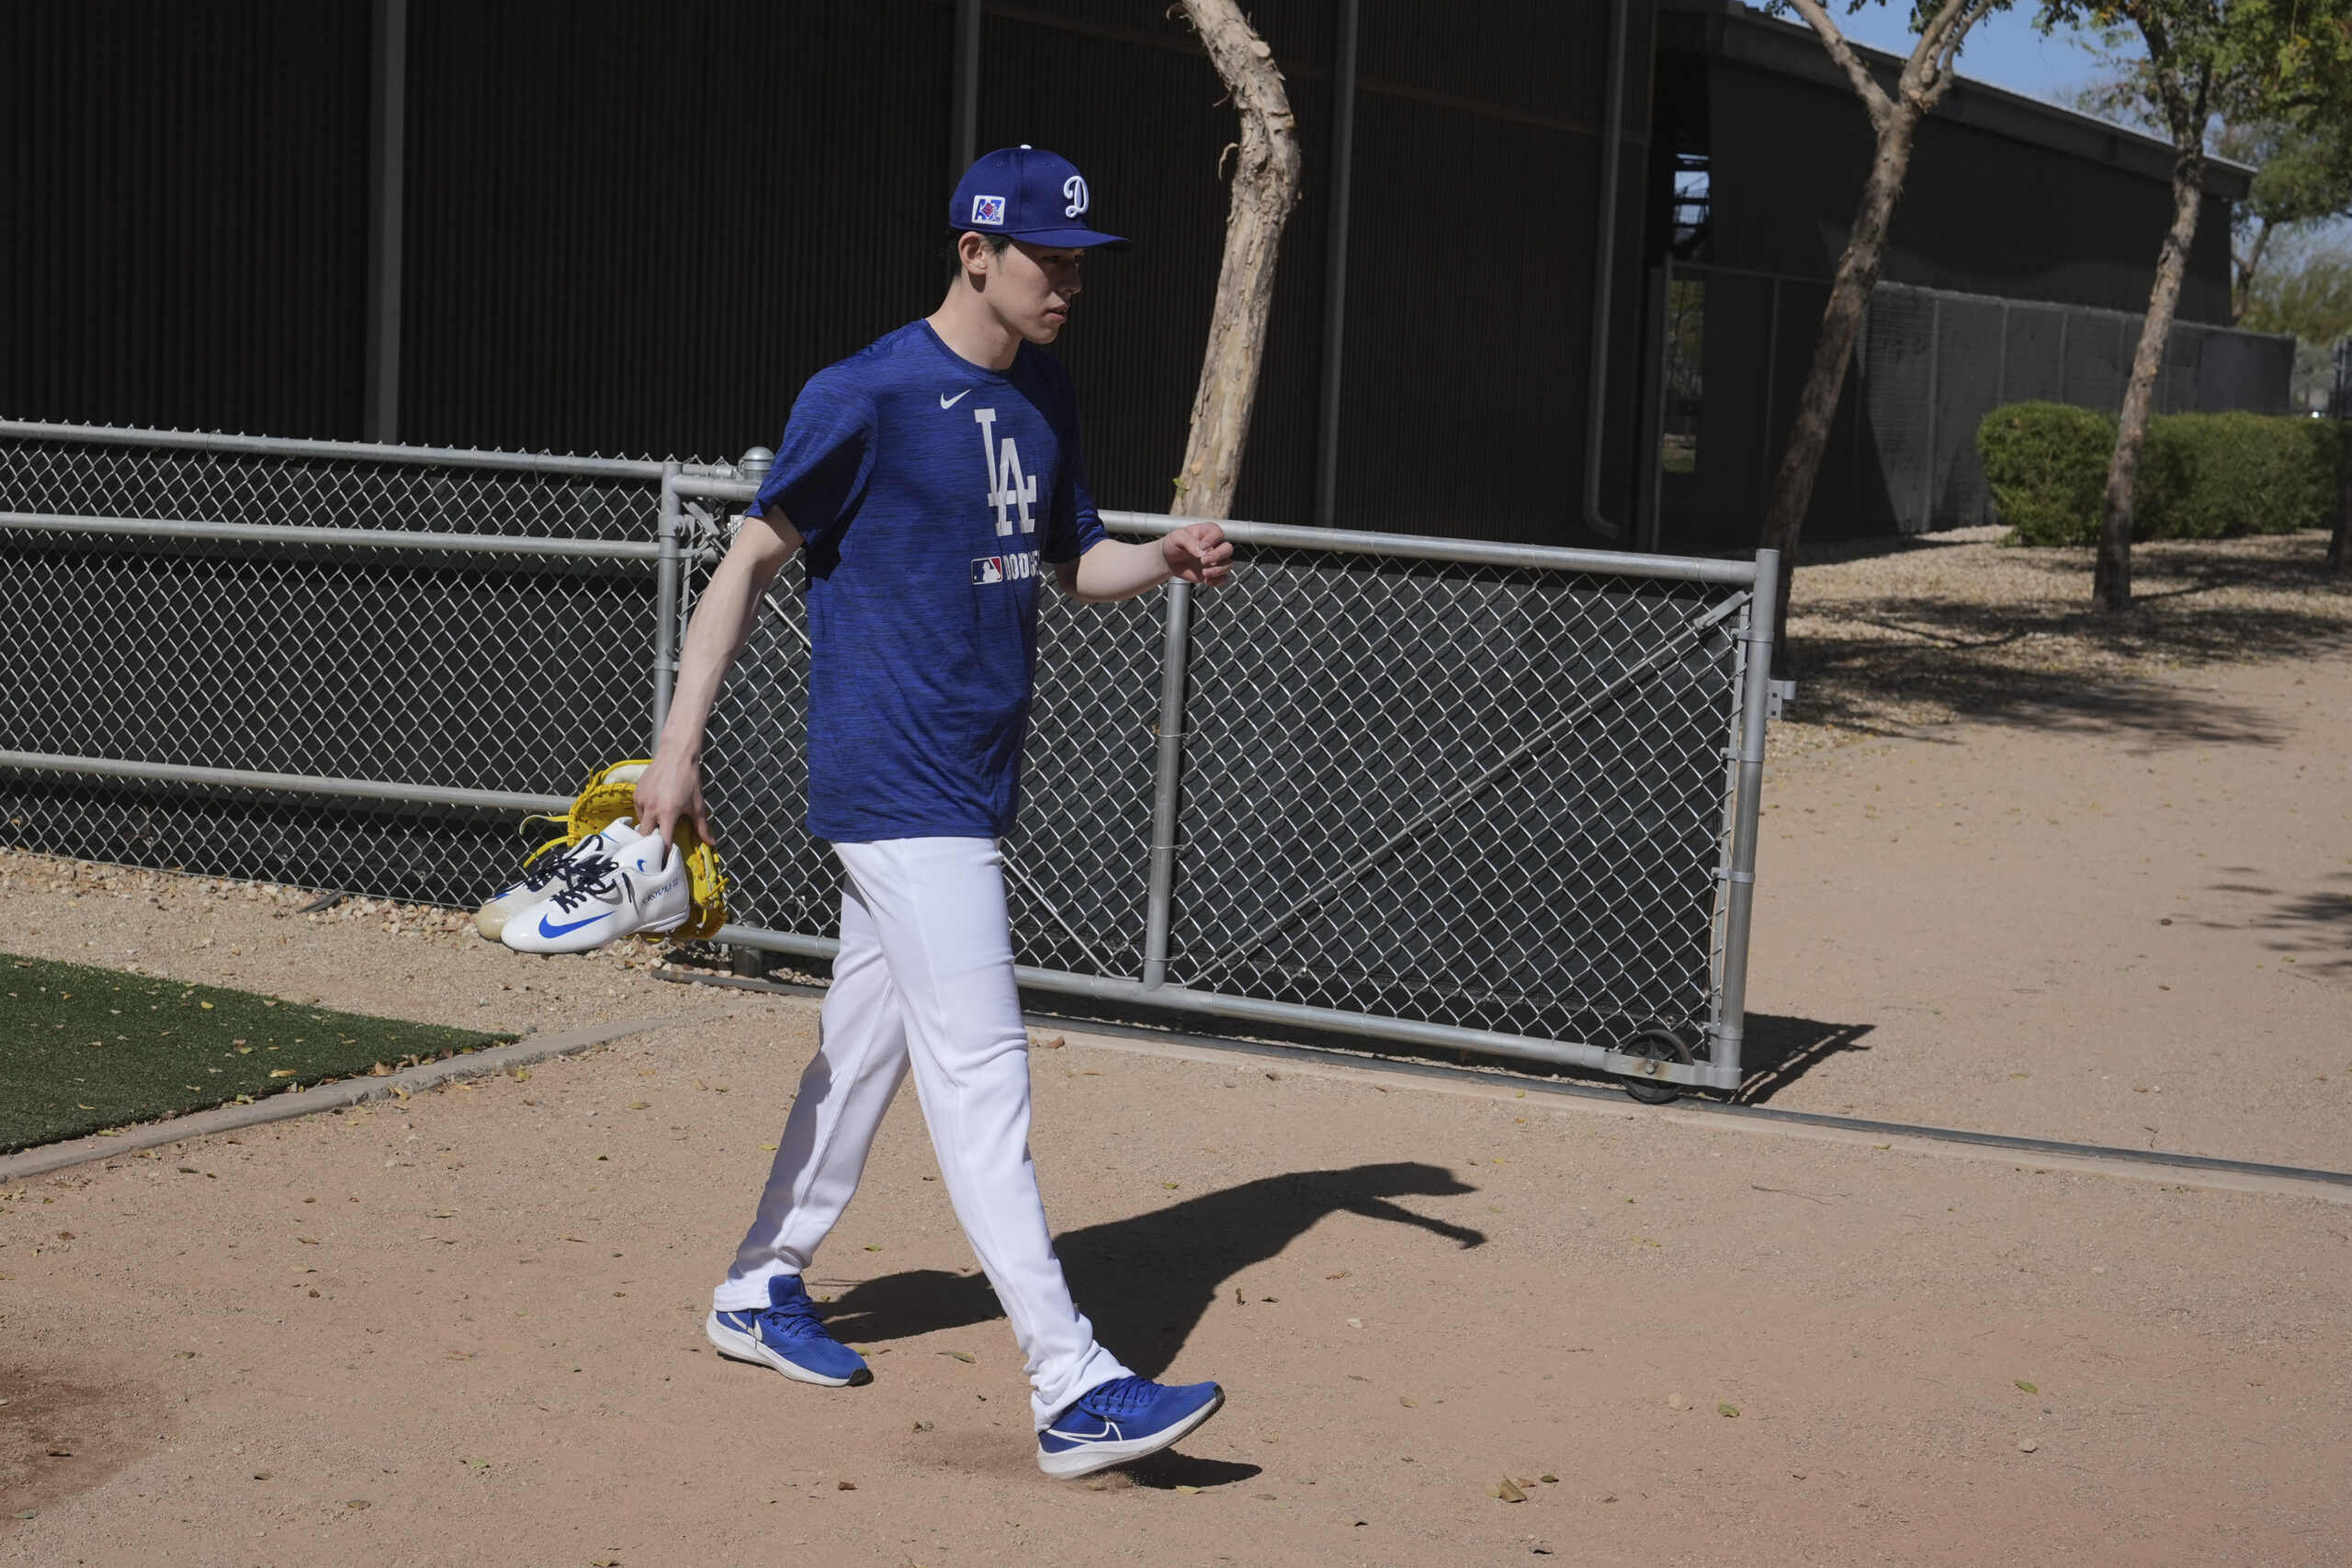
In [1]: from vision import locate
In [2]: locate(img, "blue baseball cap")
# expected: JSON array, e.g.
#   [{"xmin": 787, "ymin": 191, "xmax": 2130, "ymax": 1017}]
[{"xmin": 948, "ymin": 145, "xmax": 1130, "ymax": 250}]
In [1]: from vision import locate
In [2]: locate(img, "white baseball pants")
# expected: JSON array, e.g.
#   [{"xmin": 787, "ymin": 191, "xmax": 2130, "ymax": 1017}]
[{"xmin": 713, "ymin": 835, "xmax": 1130, "ymax": 1427}]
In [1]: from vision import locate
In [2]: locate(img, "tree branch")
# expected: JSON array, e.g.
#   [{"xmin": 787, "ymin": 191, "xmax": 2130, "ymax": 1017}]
[
  {"xmin": 1781, "ymin": 0, "xmax": 1896, "ymax": 128},
  {"xmin": 1917, "ymin": 0, "xmax": 2001, "ymax": 105},
  {"xmin": 1169, "ymin": 0, "xmax": 1302, "ymax": 519}
]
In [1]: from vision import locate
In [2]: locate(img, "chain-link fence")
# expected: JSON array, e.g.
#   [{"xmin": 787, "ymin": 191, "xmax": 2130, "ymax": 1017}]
[
  {"xmin": 3, "ymin": 422, "xmax": 1777, "ymax": 1095},
  {"xmin": 1656, "ymin": 267, "xmax": 2298, "ymax": 552},
  {"xmin": 0, "ymin": 422, "xmax": 692, "ymax": 902}
]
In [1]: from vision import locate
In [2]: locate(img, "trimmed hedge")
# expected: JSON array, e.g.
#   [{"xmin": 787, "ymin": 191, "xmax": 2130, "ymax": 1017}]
[{"xmin": 1978, "ymin": 401, "xmax": 2347, "ymax": 546}]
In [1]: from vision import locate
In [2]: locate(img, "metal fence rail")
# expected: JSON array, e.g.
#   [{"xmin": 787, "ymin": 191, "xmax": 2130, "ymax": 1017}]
[{"xmin": 2, "ymin": 421, "xmax": 1774, "ymax": 1095}]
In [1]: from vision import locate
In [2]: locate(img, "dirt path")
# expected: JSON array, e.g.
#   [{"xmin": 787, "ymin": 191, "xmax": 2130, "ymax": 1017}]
[
  {"xmin": 3, "ymin": 968, "xmax": 2348, "ymax": 1562},
  {"xmin": 1748, "ymin": 644, "xmax": 2352, "ymax": 1169}
]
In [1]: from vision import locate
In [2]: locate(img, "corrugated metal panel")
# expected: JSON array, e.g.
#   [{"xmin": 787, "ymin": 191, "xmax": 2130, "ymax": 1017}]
[
  {"xmin": 974, "ymin": 4, "xmax": 1335, "ymax": 525},
  {"xmin": 1700, "ymin": 53, "xmax": 2237, "ymax": 324},
  {"xmin": 0, "ymin": 1, "xmax": 369, "ymax": 439},
  {"xmin": 1329, "ymin": 0, "xmax": 1647, "ymax": 543},
  {"xmin": 1355, "ymin": 0, "xmax": 1600, "ymax": 126},
  {"xmin": 400, "ymin": 0, "xmax": 953, "ymax": 460},
  {"xmin": 4, "ymin": 0, "xmax": 1644, "ymax": 544},
  {"xmin": 395, "ymin": 0, "xmax": 1648, "ymax": 537}
]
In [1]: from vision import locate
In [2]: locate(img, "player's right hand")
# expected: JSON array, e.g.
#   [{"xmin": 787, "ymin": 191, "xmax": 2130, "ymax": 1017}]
[{"xmin": 633, "ymin": 752, "xmax": 715, "ymax": 850}]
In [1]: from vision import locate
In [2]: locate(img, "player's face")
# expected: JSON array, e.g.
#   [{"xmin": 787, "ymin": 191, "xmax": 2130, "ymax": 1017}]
[{"xmin": 990, "ymin": 241, "xmax": 1085, "ymax": 344}]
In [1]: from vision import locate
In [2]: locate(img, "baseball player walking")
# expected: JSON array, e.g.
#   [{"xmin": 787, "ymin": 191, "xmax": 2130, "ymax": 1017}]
[{"xmin": 635, "ymin": 147, "xmax": 1234, "ymax": 1478}]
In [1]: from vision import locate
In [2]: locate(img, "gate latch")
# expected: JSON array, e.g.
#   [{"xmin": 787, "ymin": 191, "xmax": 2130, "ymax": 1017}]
[{"xmin": 1766, "ymin": 680, "xmax": 1796, "ymax": 720}]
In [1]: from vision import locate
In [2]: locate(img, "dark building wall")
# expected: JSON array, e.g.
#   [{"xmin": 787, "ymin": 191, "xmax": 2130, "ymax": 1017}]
[
  {"xmin": 399, "ymin": 0, "xmax": 956, "ymax": 460},
  {"xmin": 0, "ymin": 1, "xmax": 371, "ymax": 440},
  {"xmin": 964, "ymin": 0, "xmax": 1336, "ymax": 531},
  {"xmin": 1702, "ymin": 56, "xmax": 2234, "ymax": 321},
  {"xmin": 1337, "ymin": 0, "xmax": 1655, "ymax": 541},
  {"xmin": 0, "ymin": 0, "xmax": 1655, "ymax": 547}
]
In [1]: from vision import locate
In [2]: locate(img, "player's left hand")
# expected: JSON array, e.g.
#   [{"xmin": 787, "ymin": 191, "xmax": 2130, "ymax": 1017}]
[{"xmin": 1161, "ymin": 523, "xmax": 1234, "ymax": 588}]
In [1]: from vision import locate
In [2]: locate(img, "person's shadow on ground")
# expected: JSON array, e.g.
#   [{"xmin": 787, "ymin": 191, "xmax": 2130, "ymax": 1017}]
[{"xmin": 814, "ymin": 1161, "xmax": 1485, "ymax": 1379}]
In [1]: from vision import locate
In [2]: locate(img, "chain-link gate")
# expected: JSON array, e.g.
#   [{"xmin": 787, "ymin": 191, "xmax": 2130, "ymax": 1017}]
[
  {"xmin": 680, "ymin": 471, "xmax": 1778, "ymax": 1095},
  {"xmin": 2, "ymin": 422, "xmax": 1775, "ymax": 1097}
]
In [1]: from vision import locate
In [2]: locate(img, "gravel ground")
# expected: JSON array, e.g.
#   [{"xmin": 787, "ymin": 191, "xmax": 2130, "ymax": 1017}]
[{"xmin": 1773, "ymin": 527, "xmax": 2352, "ymax": 763}]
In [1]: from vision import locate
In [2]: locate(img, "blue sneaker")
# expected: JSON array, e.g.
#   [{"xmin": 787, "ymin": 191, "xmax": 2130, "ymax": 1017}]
[
  {"xmin": 1036, "ymin": 1375, "xmax": 1226, "ymax": 1478},
  {"xmin": 705, "ymin": 1275, "xmax": 872, "ymax": 1387}
]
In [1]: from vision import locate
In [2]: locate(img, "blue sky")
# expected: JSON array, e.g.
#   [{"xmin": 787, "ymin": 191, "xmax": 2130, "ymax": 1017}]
[{"xmin": 1821, "ymin": 4, "xmax": 2122, "ymax": 110}]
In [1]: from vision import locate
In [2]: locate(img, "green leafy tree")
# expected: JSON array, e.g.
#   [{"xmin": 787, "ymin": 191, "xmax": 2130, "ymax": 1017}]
[
  {"xmin": 2242, "ymin": 231, "xmax": 2352, "ymax": 409},
  {"xmin": 2035, "ymin": 0, "xmax": 2352, "ymax": 610},
  {"xmin": 2240, "ymin": 231, "xmax": 2352, "ymax": 339},
  {"xmin": 2223, "ymin": 115, "xmax": 2352, "ymax": 319}
]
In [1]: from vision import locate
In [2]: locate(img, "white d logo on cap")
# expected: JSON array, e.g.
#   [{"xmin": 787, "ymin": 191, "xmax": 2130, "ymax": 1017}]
[{"xmin": 1063, "ymin": 175, "xmax": 1089, "ymax": 219}]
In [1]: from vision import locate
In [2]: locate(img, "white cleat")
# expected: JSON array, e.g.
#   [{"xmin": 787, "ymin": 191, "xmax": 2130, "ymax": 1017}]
[
  {"xmin": 474, "ymin": 817, "xmax": 647, "ymax": 941},
  {"xmin": 502, "ymin": 834, "xmax": 691, "ymax": 954}
]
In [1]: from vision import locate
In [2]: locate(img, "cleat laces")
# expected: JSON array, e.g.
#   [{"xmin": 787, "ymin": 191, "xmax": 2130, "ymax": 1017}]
[{"xmin": 543, "ymin": 856, "xmax": 619, "ymax": 914}]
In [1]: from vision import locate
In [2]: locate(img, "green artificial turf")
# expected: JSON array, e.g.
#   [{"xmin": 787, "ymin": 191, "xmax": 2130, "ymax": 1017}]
[{"xmin": 0, "ymin": 953, "xmax": 512, "ymax": 1154}]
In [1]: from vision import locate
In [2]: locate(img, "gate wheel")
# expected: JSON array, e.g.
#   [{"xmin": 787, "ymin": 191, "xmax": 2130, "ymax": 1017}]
[{"xmin": 1620, "ymin": 1026, "xmax": 1694, "ymax": 1105}]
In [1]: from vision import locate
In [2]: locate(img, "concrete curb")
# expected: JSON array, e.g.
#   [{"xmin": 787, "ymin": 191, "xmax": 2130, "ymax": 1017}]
[
  {"xmin": 653, "ymin": 969, "xmax": 2352, "ymax": 1204},
  {"xmin": 1048, "ymin": 1024, "xmax": 2352, "ymax": 1207},
  {"xmin": 0, "ymin": 1004, "xmax": 741, "ymax": 1183}
]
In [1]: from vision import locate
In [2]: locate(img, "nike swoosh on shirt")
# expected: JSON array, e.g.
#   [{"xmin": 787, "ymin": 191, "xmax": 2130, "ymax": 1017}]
[{"xmin": 939, "ymin": 389, "xmax": 971, "ymax": 409}]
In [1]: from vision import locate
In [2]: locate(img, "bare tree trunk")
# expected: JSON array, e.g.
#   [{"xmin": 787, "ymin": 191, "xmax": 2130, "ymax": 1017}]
[
  {"xmin": 1758, "ymin": 0, "xmax": 1994, "ymax": 664},
  {"xmin": 2095, "ymin": 145, "xmax": 2205, "ymax": 611},
  {"xmin": 2231, "ymin": 219, "xmax": 2270, "ymax": 323},
  {"xmin": 2328, "ymin": 419, "xmax": 2352, "ymax": 575},
  {"xmin": 1758, "ymin": 100, "xmax": 1923, "ymax": 650},
  {"xmin": 1170, "ymin": 0, "xmax": 1302, "ymax": 520}
]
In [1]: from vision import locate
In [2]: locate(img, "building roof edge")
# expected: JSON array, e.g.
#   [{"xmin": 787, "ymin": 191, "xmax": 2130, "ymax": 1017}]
[{"xmin": 1657, "ymin": 0, "xmax": 2254, "ymax": 200}]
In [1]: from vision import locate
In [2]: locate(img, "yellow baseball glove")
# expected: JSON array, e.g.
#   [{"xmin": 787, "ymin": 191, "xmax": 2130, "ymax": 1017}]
[{"xmin": 518, "ymin": 760, "xmax": 729, "ymax": 942}]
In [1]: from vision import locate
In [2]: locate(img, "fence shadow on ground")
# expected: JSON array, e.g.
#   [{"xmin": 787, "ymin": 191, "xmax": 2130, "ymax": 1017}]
[
  {"xmin": 813, "ymin": 1162, "xmax": 1487, "ymax": 1384},
  {"xmin": 1783, "ymin": 533, "xmax": 2352, "ymax": 748},
  {"xmin": 1732, "ymin": 1012, "xmax": 1877, "ymax": 1105}
]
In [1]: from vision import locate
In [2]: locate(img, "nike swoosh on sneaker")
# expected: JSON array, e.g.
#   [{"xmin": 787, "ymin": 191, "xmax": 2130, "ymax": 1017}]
[
  {"xmin": 939, "ymin": 389, "xmax": 970, "ymax": 409},
  {"xmin": 537, "ymin": 908, "xmax": 615, "ymax": 939}
]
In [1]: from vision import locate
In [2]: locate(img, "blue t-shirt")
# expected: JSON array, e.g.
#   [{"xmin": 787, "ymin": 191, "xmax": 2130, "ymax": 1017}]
[{"xmin": 747, "ymin": 321, "xmax": 1108, "ymax": 842}]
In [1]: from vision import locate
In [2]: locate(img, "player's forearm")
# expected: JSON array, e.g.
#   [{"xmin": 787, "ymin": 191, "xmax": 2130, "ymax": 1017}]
[
  {"xmin": 653, "ymin": 527, "xmax": 795, "ymax": 763},
  {"xmin": 1067, "ymin": 538, "xmax": 1172, "ymax": 603}
]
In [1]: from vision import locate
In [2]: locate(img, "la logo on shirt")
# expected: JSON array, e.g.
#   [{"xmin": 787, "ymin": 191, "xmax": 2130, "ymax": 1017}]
[{"xmin": 971, "ymin": 407, "xmax": 1038, "ymax": 536}]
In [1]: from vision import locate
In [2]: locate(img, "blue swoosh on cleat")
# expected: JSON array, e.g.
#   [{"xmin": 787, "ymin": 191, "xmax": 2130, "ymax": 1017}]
[{"xmin": 537, "ymin": 909, "xmax": 612, "ymax": 939}]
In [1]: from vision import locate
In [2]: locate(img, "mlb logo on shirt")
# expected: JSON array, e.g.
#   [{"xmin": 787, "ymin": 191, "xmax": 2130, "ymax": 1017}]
[
  {"xmin": 970, "ymin": 551, "xmax": 1037, "ymax": 586},
  {"xmin": 971, "ymin": 194, "xmax": 1007, "ymax": 226}
]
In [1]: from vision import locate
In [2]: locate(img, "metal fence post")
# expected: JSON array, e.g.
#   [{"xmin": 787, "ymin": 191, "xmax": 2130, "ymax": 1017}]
[
  {"xmin": 651, "ymin": 459, "xmax": 684, "ymax": 750},
  {"xmin": 1140, "ymin": 579, "xmax": 1194, "ymax": 987},
  {"xmin": 1710, "ymin": 547, "xmax": 1780, "ymax": 1090},
  {"xmin": 1923, "ymin": 297, "xmax": 1941, "ymax": 529}
]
